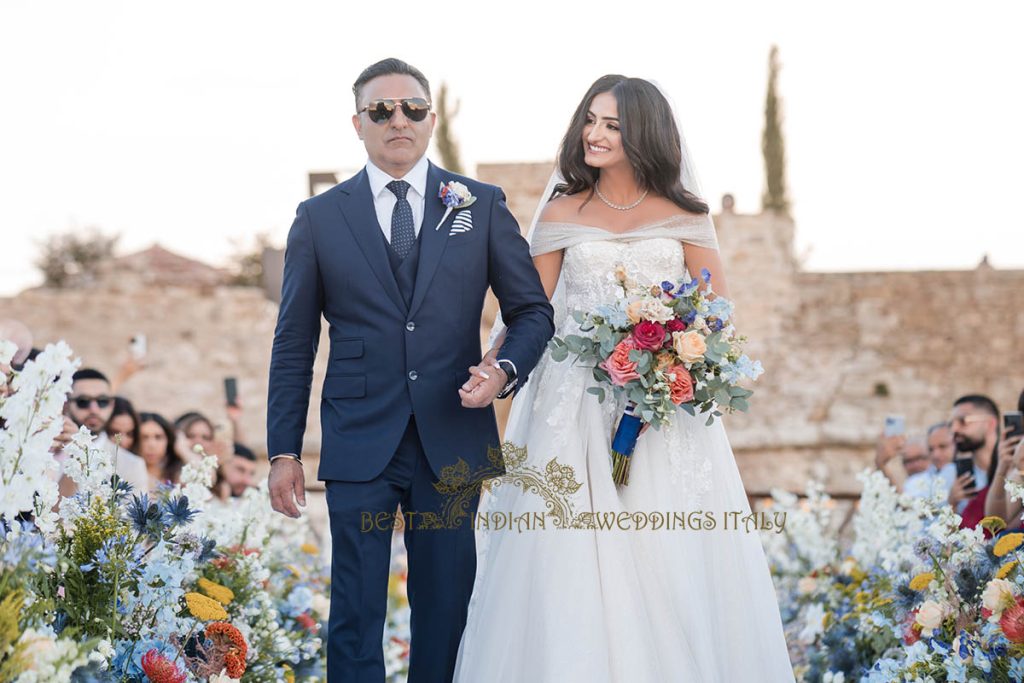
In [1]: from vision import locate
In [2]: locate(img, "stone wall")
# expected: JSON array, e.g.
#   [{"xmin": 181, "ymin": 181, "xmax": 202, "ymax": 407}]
[{"xmin": 4, "ymin": 162, "xmax": 1022, "ymax": 498}]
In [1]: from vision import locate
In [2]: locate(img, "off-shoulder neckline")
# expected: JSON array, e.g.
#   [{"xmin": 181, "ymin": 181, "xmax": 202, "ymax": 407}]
[{"xmin": 533, "ymin": 214, "xmax": 703, "ymax": 235}]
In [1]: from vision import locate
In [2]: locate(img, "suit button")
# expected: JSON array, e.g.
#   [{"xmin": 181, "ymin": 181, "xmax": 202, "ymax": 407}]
[
  {"xmin": 406, "ymin": 321, "xmax": 416, "ymax": 331},
  {"xmin": 408, "ymin": 370, "xmax": 418, "ymax": 381}
]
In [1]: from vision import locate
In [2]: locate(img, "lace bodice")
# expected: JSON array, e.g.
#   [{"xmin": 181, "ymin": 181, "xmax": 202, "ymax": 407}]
[{"xmin": 562, "ymin": 236, "xmax": 687, "ymax": 312}]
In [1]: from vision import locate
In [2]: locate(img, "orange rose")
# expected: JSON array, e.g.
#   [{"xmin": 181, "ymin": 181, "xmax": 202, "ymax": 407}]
[
  {"xmin": 666, "ymin": 365, "xmax": 695, "ymax": 405},
  {"xmin": 672, "ymin": 330, "xmax": 707, "ymax": 364},
  {"xmin": 600, "ymin": 338, "xmax": 641, "ymax": 386}
]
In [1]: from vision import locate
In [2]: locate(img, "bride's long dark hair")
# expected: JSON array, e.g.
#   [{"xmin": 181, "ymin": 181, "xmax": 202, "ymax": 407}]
[{"xmin": 554, "ymin": 75, "xmax": 709, "ymax": 215}]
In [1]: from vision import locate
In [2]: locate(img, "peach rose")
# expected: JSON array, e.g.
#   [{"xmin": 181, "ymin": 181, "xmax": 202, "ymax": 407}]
[
  {"xmin": 626, "ymin": 301, "xmax": 644, "ymax": 325},
  {"xmin": 666, "ymin": 365, "xmax": 695, "ymax": 405},
  {"xmin": 600, "ymin": 338, "xmax": 641, "ymax": 386},
  {"xmin": 672, "ymin": 330, "xmax": 707, "ymax": 364}
]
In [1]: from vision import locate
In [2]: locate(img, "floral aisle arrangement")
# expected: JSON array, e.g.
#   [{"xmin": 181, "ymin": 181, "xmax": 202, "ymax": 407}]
[
  {"xmin": 548, "ymin": 265, "xmax": 763, "ymax": 484},
  {"xmin": 766, "ymin": 469, "xmax": 1024, "ymax": 682},
  {"xmin": 0, "ymin": 340, "xmax": 327, "ymax": 682}
]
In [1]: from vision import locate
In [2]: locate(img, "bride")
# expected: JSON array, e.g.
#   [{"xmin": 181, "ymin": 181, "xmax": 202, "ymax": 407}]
[{"xmin": 453, "ymin": 75, "xmax": 794, "ymax": 682}]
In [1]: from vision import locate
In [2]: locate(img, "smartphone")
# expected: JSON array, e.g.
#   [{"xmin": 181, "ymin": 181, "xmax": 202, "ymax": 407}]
[
  {"xmin": 1005, "ymin": 411, "xmax": 1024, "ymax": 439},
  {"xmin": 883, "ymin": 415, "xmax": 905, "ymax": 438},
  {"xmin": 130, "ymin": 334, "xmax": 147, "ymax": 361},
  {"xmin": 954, "ymin": 455, "xmax": 975, "ymax": 491},
  {"xmin": 224, "ymin": 377, "xmax": 239, "ymax": 407}
]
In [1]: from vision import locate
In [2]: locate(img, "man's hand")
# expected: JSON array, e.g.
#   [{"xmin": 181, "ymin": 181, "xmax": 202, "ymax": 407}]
[
  {"xmin": 949, "ymin": 472, "xmax": 978, "ymax": 507},
  {"xmin": 874, "ymin": 433, "xmax": 905, "ymax": 470},
  {"xmin": 50, "ymin": 416, "xmax": 77, "ymax": 452},
  {"xmin": 269, "ymin": 458, "xmax": 306, "ymax": 518},
  {"xmin": 459, "ymin": 361, "xmax": 507, "ymax": 408}
]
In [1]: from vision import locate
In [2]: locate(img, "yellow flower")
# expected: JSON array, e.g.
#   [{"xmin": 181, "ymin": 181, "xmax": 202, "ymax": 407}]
[
  {"xmin": 282, "ymin": 664, "xmax": 295, "ymax": 683},
  {"xmin": 981, "ymin": 516, "xmax": 1008, "ymax": 534},
  {"xmin": 300, "ymin": 543, "xmax": 319, "ymax": 555},
  {"xmin": 184, "ymin": 592, "xmax": 228, "ymax": 621},
  {"xmin": 997, "ymin": 560, "xmax": 1019, "ymax": 580},
  {"xmin": 197, "ymin": 578, "xmax": 235, "ymax": 605},
  {"xmin": 994, "ymin": 533, "xmax": 1024, "ymax": 558},
  {"xmin": 909, "ymin": 572, "xmax": 935, "ymax": 591}
]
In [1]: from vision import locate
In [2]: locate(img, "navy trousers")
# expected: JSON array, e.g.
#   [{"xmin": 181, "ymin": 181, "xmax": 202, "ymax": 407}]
[{"xmin": 325, "ymin": 415, "xmax": 480, "ymax": 682}]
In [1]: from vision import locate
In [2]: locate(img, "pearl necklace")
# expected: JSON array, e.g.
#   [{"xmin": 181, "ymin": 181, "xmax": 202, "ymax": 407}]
[{"xmin": 595, "ymin": 182, "xmax": 648, "ymax": 211}]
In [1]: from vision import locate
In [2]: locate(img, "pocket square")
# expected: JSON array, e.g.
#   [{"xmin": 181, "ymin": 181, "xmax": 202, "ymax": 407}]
[{"xmin": 448, "ymin": 211, "xmax": 474, "ymax": 236}]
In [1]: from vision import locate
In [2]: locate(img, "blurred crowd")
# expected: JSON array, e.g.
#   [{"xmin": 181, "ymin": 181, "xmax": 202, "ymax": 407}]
[
  {"xmin": 1, "ymin": 317, "xmax": 259, "ymax": 507},
  {"xmin": 873, "ymin": 392, "xmax": 1024, "ymax": 535}
]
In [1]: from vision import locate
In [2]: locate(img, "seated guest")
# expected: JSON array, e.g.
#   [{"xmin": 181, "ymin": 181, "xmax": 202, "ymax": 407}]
[
  {"xmin": 106, "ymin": 396, "xmax": 141, "ymax": 453},
  {"xmin": 58, "ymin": 369, "xmax": 148, "ymax": 494},
  {"xmin": 138, "ymin": 412, "xmax": 186, "ymax": 490},
  {"xmin": 926, "ymin": 421, "xmax": 955, "ymax": 471},
  {"xmin": 223, "ymin": 442, "xmax": 258, "ymax": 498}
]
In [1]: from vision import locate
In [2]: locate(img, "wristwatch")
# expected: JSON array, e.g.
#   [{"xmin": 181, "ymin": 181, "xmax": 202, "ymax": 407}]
[{"xmin": 494, "ymin": 359, "xmax": 518, "ymax": 399}]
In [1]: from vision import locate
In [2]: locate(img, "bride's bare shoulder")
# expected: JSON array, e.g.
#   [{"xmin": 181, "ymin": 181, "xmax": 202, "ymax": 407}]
[{"xmin": 538, "ymin": 193, "xmax": 588, "ymax": 224}]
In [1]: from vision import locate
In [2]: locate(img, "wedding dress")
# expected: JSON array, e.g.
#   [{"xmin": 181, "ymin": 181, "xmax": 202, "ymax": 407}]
[{"xmin": 453, "ymin": 215, "xmax": 794, "ymax": 682}]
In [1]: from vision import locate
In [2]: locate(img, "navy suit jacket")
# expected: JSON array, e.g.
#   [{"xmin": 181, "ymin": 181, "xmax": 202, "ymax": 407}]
[{"xmin": 267, "ymin": 161, "xmax": 554, "ymax": 482}]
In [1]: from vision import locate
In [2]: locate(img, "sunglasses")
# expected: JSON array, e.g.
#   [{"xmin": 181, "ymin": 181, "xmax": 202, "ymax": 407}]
[
  {"xmin": 71, "ymin": 395, "xmax": 112, "ymax": 410},
  {"xmin": 357, "ymin": 98, "xmax": 431, "ymax": 124}
]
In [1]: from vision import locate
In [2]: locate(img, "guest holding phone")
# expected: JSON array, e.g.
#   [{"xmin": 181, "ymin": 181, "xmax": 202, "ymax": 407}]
[
  {"xmin": 985, "ymin": 390, "xmax": 1024, "ymax": 529},
  {"xmin": 939, "ymin": 395, "xmax": 999, "ymax": 532}
]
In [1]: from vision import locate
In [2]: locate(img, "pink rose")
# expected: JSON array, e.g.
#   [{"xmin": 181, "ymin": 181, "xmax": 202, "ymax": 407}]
[
  {"xmin": 666, "ymin": 365, "xmax": 695, "ymax": 405},
  {"xmin": 666, "ymin": 319, "xmax": 687, "ymax": 334},
  {"xmin": 632, "ymin": 321, "xmax": 666, "ymax": 351},
  {"xmin": 600, "ymin": 339, "xmax": 641, "ymax": 386}
]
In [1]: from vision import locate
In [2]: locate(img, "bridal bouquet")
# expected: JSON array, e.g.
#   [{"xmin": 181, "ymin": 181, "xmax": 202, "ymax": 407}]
[{"xmin": 548, "ymin": 265, "xmax": 763, "ymax": 485}]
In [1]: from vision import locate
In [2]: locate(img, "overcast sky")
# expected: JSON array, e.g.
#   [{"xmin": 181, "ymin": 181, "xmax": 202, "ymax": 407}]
[{"xmin": 2, "ymin": 0, "xmax": 1021, "ymax": 296}]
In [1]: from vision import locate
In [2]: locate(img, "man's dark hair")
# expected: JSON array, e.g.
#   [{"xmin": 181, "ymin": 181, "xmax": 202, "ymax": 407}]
[
  {"xmin": 352, "ymin": 58, "xmax": 431, "ymax": 109},
  {"xmin": 233, "ymin": 442, "xmax": 256, "ymax": 461},
  {"xmin": 954, "ymin": 394, "xmax": 1000, "ymax": 418},
  {"xmin": 72, "ymin": 368, "xmax": 109, "ymax": 384}
]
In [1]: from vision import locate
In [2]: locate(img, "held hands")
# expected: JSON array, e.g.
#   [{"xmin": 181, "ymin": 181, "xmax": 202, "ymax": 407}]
[
  {"xmin": 269, "ymin": 458, "xmax": 306, "ymax": 518},
  {"xmin": 459, "ymin": 355, "xmax": 507, "ymax": 408}
]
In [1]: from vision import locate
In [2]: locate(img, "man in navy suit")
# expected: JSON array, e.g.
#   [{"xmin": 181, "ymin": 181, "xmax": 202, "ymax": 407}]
[{"xmin": 267, "ymin": 58, "xmax": 554, "ymax": 682}]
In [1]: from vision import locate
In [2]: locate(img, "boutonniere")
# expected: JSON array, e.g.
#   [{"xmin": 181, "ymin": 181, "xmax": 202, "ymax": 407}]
[{"xmin": 435, "ymin": 181, "xmax": 477, "ymax": 231}]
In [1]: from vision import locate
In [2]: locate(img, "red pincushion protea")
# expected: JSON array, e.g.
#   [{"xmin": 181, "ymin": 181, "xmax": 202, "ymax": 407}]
[
  {"xmin": 902, "ymin": 611, "xmax": 922, "ymax": 646},
  {"xmin": 141, "ymin": 649, "xmax": 186, "ymax": 683},
  {"xmin": 205, "ymin": 622, "xmax": 249, "ymax": 678},
  {"xmin": 1000, "ymin": 596, "xmax": 1024, "ymax": 643},
  {"xmin": 296, "ymin": 612, "xmax": 319, "ymax": 632}
]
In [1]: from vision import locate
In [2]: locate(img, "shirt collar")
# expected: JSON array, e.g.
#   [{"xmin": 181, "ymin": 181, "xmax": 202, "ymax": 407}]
[{"xmin": 366, "ymin": 155, "xmax": 429, "ymax": 200}]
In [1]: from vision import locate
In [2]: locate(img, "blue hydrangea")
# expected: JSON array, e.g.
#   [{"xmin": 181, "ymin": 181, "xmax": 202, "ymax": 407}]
[
  {"xmin": 945, "ymin": 655, "xmax": 968, "ymax": 683},
  {"xmin": 286, "ymin": 585, "xmax": 315, "ymax": 617},
  {"xmin": 1009, "ymin": 656, "xmax": 1024, "ymax": 683},
  {"xmin": 593, "ymin": 304, "xmax": 629, "ymax": 329}
]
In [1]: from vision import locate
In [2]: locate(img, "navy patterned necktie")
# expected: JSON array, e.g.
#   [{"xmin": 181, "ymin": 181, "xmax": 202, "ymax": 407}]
[{"xmin": 386, "ymin": 179, "xmax": 415, "ymax": 259}]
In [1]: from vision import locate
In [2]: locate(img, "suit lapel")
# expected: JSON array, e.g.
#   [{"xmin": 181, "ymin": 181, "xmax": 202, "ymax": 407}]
[
  {"xmin": 337, "ymin": 169, "xmax": 406, "ymax": 314},
  {"xmin": 409, "ymin": 162, "xmax": 455, "ymax": 317}
]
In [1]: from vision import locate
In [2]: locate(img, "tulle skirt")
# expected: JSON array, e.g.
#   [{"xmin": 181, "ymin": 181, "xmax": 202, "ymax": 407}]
[{"xmin": 453, "ymin": 350, "xmax": 794, "ymax": 682}]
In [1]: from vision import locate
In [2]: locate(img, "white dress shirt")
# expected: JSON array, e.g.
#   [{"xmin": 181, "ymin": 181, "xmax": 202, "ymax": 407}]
[{"xmin": 365, "ymin": 155, "xmax": 429, "ymax": 242}]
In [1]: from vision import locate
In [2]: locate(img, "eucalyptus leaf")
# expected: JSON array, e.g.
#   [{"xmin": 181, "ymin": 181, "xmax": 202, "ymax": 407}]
[{"xmin": 587, "ymin": 386, "xmax": 606, "ymax": 403}]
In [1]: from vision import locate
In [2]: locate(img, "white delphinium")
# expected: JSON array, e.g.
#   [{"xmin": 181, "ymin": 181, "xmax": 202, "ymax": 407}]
[
  {"xmin": 852, "ymin": 469, "xmax": 935, "ymax": 573},
  {"xmin": 761, "ymin": 480, "xmax": 837, "ymax": 578},
  {"xmin": 13, "ymin": 626, "xmax": 91, "ymax": 683},
  {"xmin": 57, "ymin": 426, "xmax": 115, "ymax": 526},
  {"xmin": 178, "ymin": 452, "xmax": 219, "ymax": 506},
  {"xmin": 0, "ymin": 341, "xmax": 78, "ymax": 535}
]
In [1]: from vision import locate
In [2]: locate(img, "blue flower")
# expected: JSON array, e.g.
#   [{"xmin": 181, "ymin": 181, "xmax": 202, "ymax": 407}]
[
  {"xmin": 661, "ymin": 280, "xmax": 675, "ymax": 292},
  {"xmin": 1009, "ymin": 656, "xmax": 1024, "ymax": 683},
  {"xmin": 945, "ymin": 656, "xmax": 968, "ymax": 683},
  {"xmin": 286, "ymin": 585, "xmax": 315, "ymax": 617},
  {"xmin": 126, "ymin": 493, "xmax": 162, "ymax": 538},
  {"xmin": 161, "ymin": 495, "xmax": 197, "ymax": 528},
  {"xmin": 682, "ymin": 310, "xmax": 697, "ymax": 325},
  {"xmin": 700, "ymin": 267, "xmax": 711, "ymax": 283}
]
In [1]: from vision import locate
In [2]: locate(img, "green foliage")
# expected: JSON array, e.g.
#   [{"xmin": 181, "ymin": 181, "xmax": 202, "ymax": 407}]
[
  {"xmin": 229, "ymin": 231, "xmax": 275, "ymax": 287},
  {"xmin": 35, "ymin": 228, "xmax": 119, "ymax": 288},
  {"xmin": 762, "ymin": 45, "xmax": 790, "ymax": 214},
  {"xmin": 435, "ymin": 82, "xmax": 464, "ymax": 174}
]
